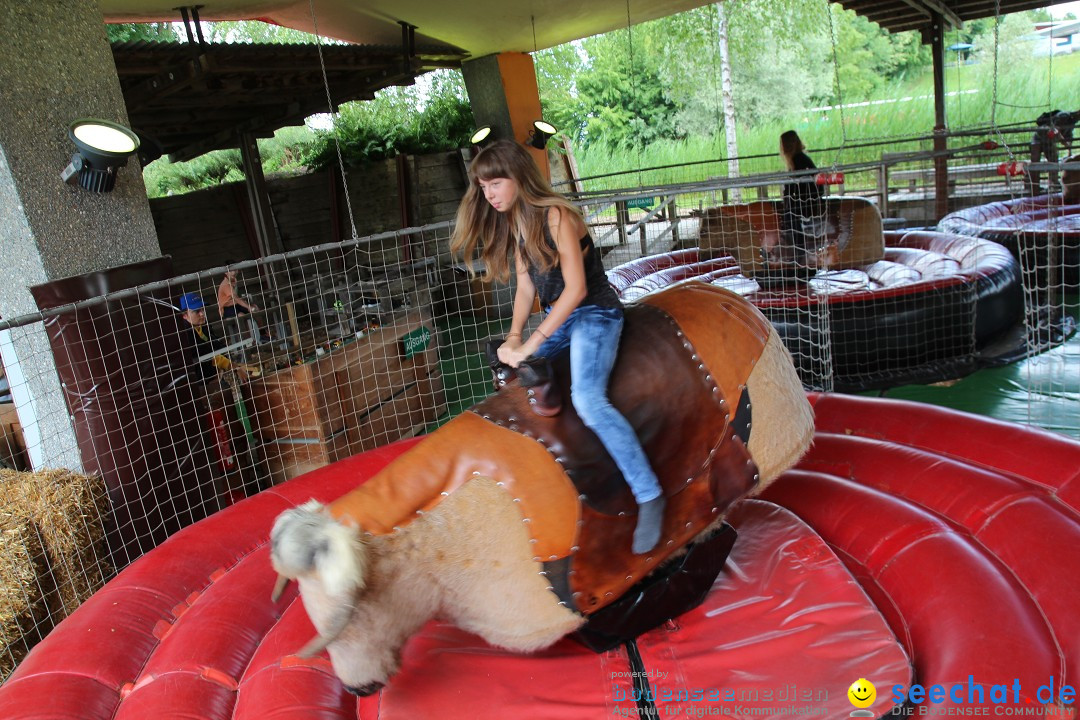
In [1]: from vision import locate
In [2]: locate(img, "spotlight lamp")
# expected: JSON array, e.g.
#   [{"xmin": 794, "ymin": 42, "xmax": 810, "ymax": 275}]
[
  {"xmin": 61, "ymin": 118, "xmax": 141, "ymax": 193},
  {"xmin": 526, "ymin": 119, "xmax": 557, "ymax": 149},
  {"xmin": 470, "ymin": 126, "xmax": 494, "ymax": 146}
]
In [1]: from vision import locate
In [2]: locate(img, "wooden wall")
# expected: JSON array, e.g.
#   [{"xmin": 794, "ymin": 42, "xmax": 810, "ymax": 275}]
[
  {"xmin": 245, "ymin": 307, "xmax": 444, "ymax": 485},
  {"xmin": 151, "ymin": 150, "xmax": 468, "ymax": 275}
]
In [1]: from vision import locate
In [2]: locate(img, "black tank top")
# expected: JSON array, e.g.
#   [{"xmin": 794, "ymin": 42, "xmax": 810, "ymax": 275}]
[{"xmin": 521, "ymin": 214, "xmax": 622, "ymax": 312}]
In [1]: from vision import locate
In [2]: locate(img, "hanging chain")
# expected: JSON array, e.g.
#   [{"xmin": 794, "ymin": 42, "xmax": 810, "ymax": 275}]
[
  {"xmin": 626, "ymin": 0, "xmax": 644, "ymax": 188},
  {"xmin": 989, "ymin": 0, "xmax": 1015, "ymax": 163},
  {"xmin": 826, "ymin": 1, "xmax": 847, "ymax": 166},
  {"xmin": 991, "ymin": 0, "xmax": 1000, "ymax": 129},
  {"xmin": 710, "ymin": 4, "xmax": 724, "ymax": 162},
  {"xmin": 532, "ymin": 15, "xmax": 545, "ymax": 113},
  {"xmin": 1046, "ymin": 18, "xmax": 1054, "ymax": 111},
  {"xmin": 309, "ymin": 0, "xmax": 360, "ymax": 240}
]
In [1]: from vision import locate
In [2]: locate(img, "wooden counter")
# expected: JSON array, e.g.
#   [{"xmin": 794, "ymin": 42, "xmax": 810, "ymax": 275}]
[{"xmin": 247, "ymin": 308, "xmax": 444, "ymax": 484}]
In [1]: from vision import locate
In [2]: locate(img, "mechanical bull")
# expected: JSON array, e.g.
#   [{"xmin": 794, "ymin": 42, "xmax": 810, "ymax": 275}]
[{"xmin": 269, "ymin": 282, "xmax": 814, "ymax": 695}]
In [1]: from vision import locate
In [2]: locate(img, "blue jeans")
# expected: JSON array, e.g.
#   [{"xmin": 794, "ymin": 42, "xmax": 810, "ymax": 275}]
[{"xmin": 535, "ymin": 305, "xmax": 662, "ymax": 504}]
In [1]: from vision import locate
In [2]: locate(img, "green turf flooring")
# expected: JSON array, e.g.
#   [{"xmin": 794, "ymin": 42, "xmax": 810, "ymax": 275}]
[
  {"xmin": 871, "ymin": 296, "xmax": 1080, "ymax": 438},
  {"xmin": 427, "ymin": 315, "xmax": 513, "ymax": 433}
]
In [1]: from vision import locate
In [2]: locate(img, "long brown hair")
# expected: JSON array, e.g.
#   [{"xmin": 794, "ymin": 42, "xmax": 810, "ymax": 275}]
[
  {"xmin": 779, "ymin": 130, "xmax": 805, "ymax": 171},
  {"xmin": 450, "ymin": 140, "xmax": 582, "ymax": 283}
]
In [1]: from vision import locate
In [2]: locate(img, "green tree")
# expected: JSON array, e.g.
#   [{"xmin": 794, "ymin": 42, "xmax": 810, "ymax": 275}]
[
  {"xmin": 203, "ymin": 20, "xmax": 319, "ymax": 44},
  {"xmin": 575, "ymin": 29, "xmax": 684, "ymax": 149},
  {"xmin": 535, "ymin": 43, "xmax": 589, "ymax": 144},
  {"xmin": 959, "ymin": 18, "xmax": 993, "ymax": 47},
  {"xmin": 1028, "ymin": 8, "xmax": 1053, "ymax": 23},
  {"xmin": 726, "ymin": 0, "xmax": 835, "ymax": 124},
  {"xmin": 302, "ymin": 69, "xmax": 474, "ymax": 168},
  {"xmin": 534, "ymin": 0, "xmax": 839, "ymax": 148},
  {"xmin": 106, "ymin": 23, "xmax": 178, "ymax": 43},
  {"xmin": 826, "ymin": 5, "xmax": 930, "ymax": 102}
]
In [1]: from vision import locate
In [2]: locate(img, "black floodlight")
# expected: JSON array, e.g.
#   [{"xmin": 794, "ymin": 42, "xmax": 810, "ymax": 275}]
[
  {"xmin": 526, "ymin": 120, "xmax": 557, "ymax": 149},
  {"xmin": 61, "ymin": 118, "xmax": 141, "ymax": 193},
  {"xmin": 470, "ymin": 125, "xmax": 494, "ymax": 146}
]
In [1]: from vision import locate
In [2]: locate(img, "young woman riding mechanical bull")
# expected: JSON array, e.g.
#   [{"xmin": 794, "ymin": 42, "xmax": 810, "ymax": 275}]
[{"xmin": 450, "ymin": 140, "xmax": 667, "ymax": 555}]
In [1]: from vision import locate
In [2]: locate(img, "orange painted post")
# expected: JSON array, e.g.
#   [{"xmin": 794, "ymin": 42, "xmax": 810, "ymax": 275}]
[
  {"xmin": 495, "ymin": 52, "xmax": 550, "ymax": 179},
  {"xmin": 462, "ymin": 52, "xmax": 551, "ymax": 179}
]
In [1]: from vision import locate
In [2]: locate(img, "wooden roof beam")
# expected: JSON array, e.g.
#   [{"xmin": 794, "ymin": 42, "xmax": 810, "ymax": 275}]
[
  {"xmin": 949, "ymin": 0, "xmax": 1055, "ymax": 19},
  {"xmin": 122, "ymin": 53, "xmax": 213, "ymax": 110},
  {"xmin": 169, "ymin": 102, "xmax": 304, "ymax": 162},
  {"xmin": 850, "ymin": 5, "xmax": 929, "ymax": 27},
  {"xmin": 900, "ymin": 0, "xmax": 963, "ymax": 28}
]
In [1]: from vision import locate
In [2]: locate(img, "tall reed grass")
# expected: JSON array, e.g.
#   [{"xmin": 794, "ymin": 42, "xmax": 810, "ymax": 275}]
[{"xmin": 575, "ymin": 52, "xmax": 1080, "ymax": 188}]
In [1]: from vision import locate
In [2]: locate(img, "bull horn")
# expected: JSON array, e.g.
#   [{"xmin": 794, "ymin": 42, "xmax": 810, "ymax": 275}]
[
  {"xmin": 297, "ymin": 599, "xmax": 358, "ymax": 658},
  {"xmin": 271, "ymin": 573, "xmax": 290, "ymax": 602}
]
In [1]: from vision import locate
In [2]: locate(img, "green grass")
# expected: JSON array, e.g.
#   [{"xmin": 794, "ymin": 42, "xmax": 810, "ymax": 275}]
[{"xmin": 575, "ymin": 52, "xmax": 1080, "ymax": 188}]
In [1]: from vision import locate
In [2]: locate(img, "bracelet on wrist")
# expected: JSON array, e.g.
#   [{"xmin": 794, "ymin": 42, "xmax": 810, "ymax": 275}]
[
  {"xmin": 506, "ymin": 332, "xmax": 522, "ymax": 339},
  {"xmin": 535, "ymin": 329, "xmax": 549, "ymax": 340}
]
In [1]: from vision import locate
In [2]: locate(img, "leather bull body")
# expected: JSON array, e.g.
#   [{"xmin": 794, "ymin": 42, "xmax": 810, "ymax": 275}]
[
  {"xmin": 330, "ymin": 282, "xmax": 768, "ymax": 613},
  {"xmin": 270, "ymin": 282, "xmax": 814, "ymax": 693}
]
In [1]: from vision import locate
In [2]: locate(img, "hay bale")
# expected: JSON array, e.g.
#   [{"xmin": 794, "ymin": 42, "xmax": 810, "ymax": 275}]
[
  {"xmin": 0, "ymin": 514, "xmax": 49, "ymax": 680},
  {"xmin": 0, "ymin": 468, "xmax": 110, "ymax": 641}
]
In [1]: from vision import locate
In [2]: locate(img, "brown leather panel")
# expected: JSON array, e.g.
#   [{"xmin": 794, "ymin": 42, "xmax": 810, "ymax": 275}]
[
  {"xmin": 570, "ymin": 431, "xmax": 758, "ymax": 614},
  {"xmin": 641, "ymin": 283, "xmax": 771, "ymax": 421},
  {"xmin": 719, "ymin": 200, "xmax": 782, "ymax": 233},
  {"xmin": 473, "ymin": 303, "xmax": 730, "ymax": 517},
  {"xmin": 328, "ymin": 412, "xmax": 580, "ymax": 559},
  {"xmin": 472, "ymin": 283, "xmax": 762, "ymax": 614}
]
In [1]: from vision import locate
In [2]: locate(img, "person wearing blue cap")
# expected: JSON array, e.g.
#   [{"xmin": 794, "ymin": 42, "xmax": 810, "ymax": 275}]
[{"xmin": 178, "ymin": 291, "xmax": 232, "ymax": 380}]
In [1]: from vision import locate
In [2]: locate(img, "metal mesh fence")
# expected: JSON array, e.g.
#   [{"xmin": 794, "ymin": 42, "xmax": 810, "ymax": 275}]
[{"xmin": 1, "ymin": 133, "xmax": 1077, "ymax": 680}]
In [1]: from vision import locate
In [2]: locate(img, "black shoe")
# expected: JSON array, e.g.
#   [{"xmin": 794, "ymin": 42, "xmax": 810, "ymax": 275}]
[{"xmin": 632, "ymin": 496, "xmax": 666, "ymax": 554}]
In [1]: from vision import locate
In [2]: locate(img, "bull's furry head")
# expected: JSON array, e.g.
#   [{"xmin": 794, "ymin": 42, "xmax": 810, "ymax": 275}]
[{"xmin": 270, "ymin": 501, "xmax": 368, "ymax": 660}]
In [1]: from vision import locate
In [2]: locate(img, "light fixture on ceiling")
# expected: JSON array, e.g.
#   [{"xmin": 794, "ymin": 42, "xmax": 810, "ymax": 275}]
[
  {"xmin": 526, "ymin": 120, "xmax": 557, "ymax": 149},
  {"xmin": 60, "ymin": 118, "xmax": 141, "ymax": 193},
  {"xmin": 470, "ymin": 126, "xmax": 494, "ymax": 146}
]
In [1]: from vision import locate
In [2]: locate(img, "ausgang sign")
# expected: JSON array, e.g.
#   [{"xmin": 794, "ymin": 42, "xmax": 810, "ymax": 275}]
[
  {"xmin": 626, "ymin": 197, "xmax": 656, "ymax": 210},
  {"xmin": 401, "ymin": 326, "xmax": 432, "ymax": 359}
]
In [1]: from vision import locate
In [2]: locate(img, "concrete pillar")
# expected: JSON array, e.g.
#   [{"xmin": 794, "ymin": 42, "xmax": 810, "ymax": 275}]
[
  {"xmin": 461, "ymin": 52, "xmax": 550, "ymax": 178},
  {"xmin": 0, "ymin": 0, "xmax": 162, "ymax": 470}
]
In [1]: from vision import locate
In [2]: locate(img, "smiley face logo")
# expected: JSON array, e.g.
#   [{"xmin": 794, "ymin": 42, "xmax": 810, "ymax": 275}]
[{"xmin": 848, "ymin": 678, "xmax": 877, "ymax": 709}]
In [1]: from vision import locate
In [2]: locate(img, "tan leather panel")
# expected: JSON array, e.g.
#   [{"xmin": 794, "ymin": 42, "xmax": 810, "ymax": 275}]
[
  {"xmin": 641, "ymin": 283, "xmax": 771, "ymax": 421},
  {"xmin": 832, "ymin": 199, "xmax": 885, "ymax": 269},
  {"xmin": 329, "ymin": 412, "xmax": 580, "ymax": 559}
]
